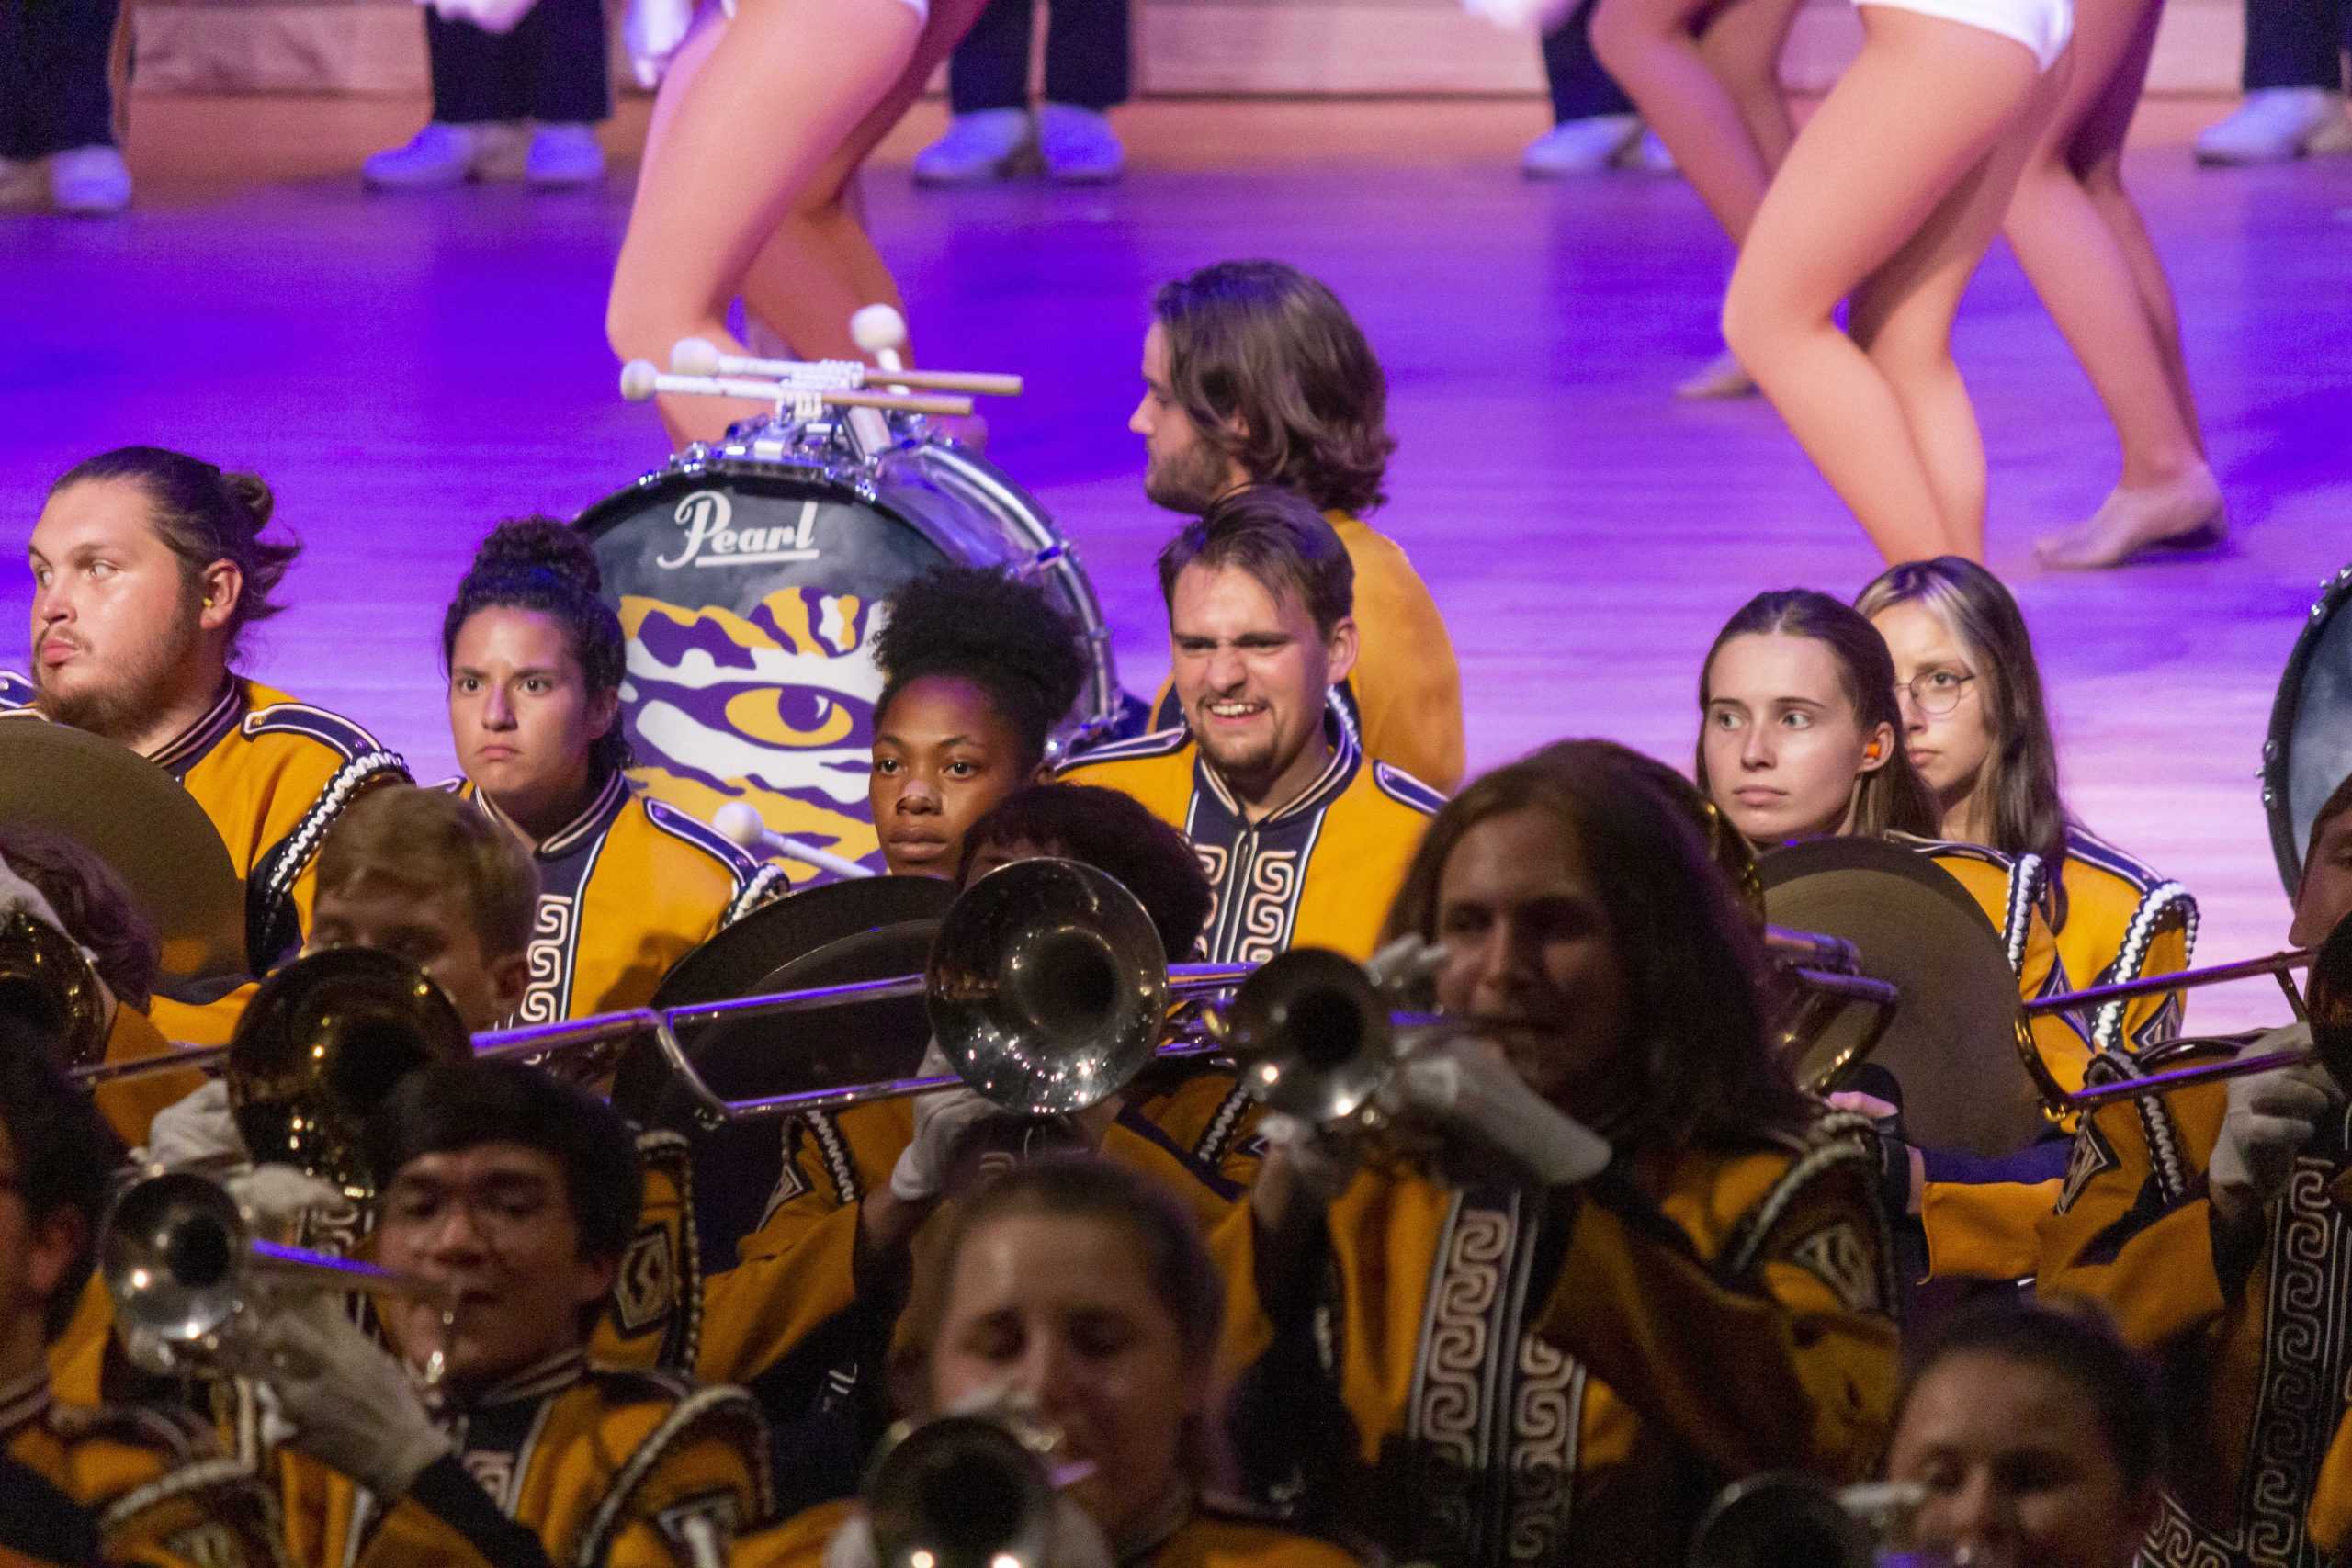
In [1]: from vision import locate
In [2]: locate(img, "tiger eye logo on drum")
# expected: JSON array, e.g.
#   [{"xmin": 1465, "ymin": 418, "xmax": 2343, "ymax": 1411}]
[{"xmin": 655, "ymin": 491, "xmax": 821, "ymax": 570}]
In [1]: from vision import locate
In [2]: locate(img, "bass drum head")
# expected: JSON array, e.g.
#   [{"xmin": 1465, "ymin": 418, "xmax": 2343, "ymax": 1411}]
[
  {"xmin": 2266, "ymin": 563, "xmax": 2352, "ymax": 897},
  {"xmin": 577, "ymin": 448, "xmax": 1115, "ymax": 878}
]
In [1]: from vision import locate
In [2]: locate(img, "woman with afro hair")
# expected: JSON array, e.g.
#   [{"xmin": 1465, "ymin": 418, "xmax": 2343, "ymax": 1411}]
[{"xmin": 866, "ymin": 564, "xmax": 1090, "ymax": 879}]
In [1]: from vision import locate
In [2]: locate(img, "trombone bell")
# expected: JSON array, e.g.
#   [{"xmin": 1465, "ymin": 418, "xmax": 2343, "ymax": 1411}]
[
  {"xmin": 0, "ymin": 908, "xmax": 110, "ymax": 1070},
  {"xmin": 1220, "ymin": 948, "xmax": 1400, "ymax": 1128}
]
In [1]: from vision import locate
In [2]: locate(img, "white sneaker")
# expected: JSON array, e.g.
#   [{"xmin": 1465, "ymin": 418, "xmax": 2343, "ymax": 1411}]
[
  {"xmin": 526, "ymin": 123, "xmax": 605, "ymax": 186},
  {"xmin": 1036, "ymin": 102, "xmax": 1125, "ymax": 183},
  {"xmin": 1618, "ymin": 128, "xmax": 1678, "ymax": 174},
  {"xmin": 1521, "ymin": 114, "xmax": 1642, "ymax": 176},
  {"xmin": 2194, "ymin": 87, "xmax": 2346, "ymax": 164},
  {"xmin": 362, "ymin": 121, "xmax": 529, "ymax": 189},
  {"xmin": 50, "ymin": 145, "xmax": 130, "ymax": 215},
  {"xmin": 2308, "ymin": 107, "xmax": 2352, "ymax": 154},
  {"xmin": 911, "ymin": 108, "xmax": 1036, "ymax": 186}
]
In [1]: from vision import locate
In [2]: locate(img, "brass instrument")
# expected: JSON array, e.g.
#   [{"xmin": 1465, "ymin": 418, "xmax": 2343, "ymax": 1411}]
[
  {"xmin": 101, "ymin": 1168, "xmax": 454, "ymax": 1379},
  {"xmin": 1686, "ymin": 1473, "xmax": 1928, "ymax": 1568},
  {"xmin": 863, "ymin": 1409, "xmax": 1083, "ymax": 1568},
  {"xmin": 0, "ymin": 908, "xmax": 110, "ymax": 1068},
  {"xmin": 2023, "ymin": 909, "xmax": 2352, "ymax": 1114},
  {"xmin": 1759, "ymin": 926, "xmax": 1902, "ymax": 1094}
]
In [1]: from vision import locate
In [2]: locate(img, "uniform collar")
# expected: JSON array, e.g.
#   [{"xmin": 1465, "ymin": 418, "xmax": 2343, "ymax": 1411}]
[
  {"xmin": 470, "ymin": 771, "xmax": 628, "ymax": 861},
  {"xmin": 0, "ymin": 1368, "xmax": 49, "ymax": 1440},
  {"xmin": 453, "ymin": 1346, "xmax": 587, "ymax": 1414},
  {"xmin": 148, "ymin": 677, "xmax": 245, "ymax": 777},
  {"xmin": 1114, "ymin": 1483, "xmax": 1195, "ymax": 1565},
  {"xmin": 1192, "ymin": 708, "xmax": 1358, "ymax": 829}
]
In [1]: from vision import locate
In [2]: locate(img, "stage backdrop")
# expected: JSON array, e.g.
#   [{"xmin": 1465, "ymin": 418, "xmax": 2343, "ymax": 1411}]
[{"xmin": 135, "ymin": 0, "xmax": 2242, "ymax": 98}]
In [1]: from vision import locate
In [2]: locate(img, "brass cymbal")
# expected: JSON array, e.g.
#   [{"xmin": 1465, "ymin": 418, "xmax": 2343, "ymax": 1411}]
[{"xmin": 0, "ymin": 719, "xmax": 245, "ymax": 988}]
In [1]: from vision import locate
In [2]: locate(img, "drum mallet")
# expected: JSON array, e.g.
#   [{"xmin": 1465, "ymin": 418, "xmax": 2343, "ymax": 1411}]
[{"xmin": 712, "ymin": 802, "xmax": 877, "ymax": 882}]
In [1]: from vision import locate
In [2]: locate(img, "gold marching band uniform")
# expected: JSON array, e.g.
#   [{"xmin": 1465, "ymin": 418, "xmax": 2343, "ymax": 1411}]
[
  {"xmin": 246, "ymin": 1349, "xmax": 775, "ymax": 1568},
  {"xmin": 1148, "ymin": 511, "xmax": 1467, "ymax": 794},
  {"xmin": 447, "ymin": 775, "xmax": 788, "ymax": 1022},
  {"xmin": 2052, "ymin": 826, "xmax": 2199, "ymax": 1058},
  {"xmin": 1060, "ymin": 716, "xmax": 1443, "ymax": 972},
  {"xmin": 739, "ymin": 1494, "xmax": 1363, "ymax": 1568},
  {"xmin": 0, "ymin": 674, "xmax": 411, "ymax": 1046},
  {"xmin": 1209, "ymin": 1116, "xmax": 1901, "ymax": 1566},
  {"xmin": 1, "ymin": 1371, "xmax": 288, "ymax": 1568}
]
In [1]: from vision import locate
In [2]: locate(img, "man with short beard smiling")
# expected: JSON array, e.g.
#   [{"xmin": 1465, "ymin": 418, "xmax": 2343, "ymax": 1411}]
[
  {"xmin": 1128, "ymin": 259, "xmax": 1464, "ymax": 793},
  {"xmin": 1059, "ymin": 489, "xmax": 1441, "ymax": 968},
  {"xmin": 8, "ymin": 447, "xmax": 408, "ymax": 1043}
]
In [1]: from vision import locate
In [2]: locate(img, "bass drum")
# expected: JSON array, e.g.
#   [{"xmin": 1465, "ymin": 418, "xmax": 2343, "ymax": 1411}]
[
  {"xmin": 2265, "ymin": 562, "xmax": 2352, "ymax": 897},
  {"xmin": 577, "ymin": 423, "xmax": 1124, "ymax": 878}
]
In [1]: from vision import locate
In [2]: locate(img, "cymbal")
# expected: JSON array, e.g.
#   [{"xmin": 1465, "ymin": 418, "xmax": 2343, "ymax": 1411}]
[
  {"xmin": 646, "ymin": 874, "xmax": 956, "ymax": 1011},
  {"xmin": 0, "ymin": 719, "xmax": 246, "ymax": 988},
  {"xmin": 1760, "ymin": 835, "xmax": 2045, "ymax": 1159}
]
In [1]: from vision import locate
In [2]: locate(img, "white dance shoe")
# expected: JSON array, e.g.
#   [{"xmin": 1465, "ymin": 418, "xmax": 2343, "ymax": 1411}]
[
  {"xmin": 1521, "ymin": 113, "xmax": 1642, "ymax": 175},
  {"xmin": 526, "ymin": 124, "xmax": 606, "ymax": 186},
  {"xmin": 1036, "ymin": 103, "xmax": 1125, "ymax": 184},
  {"xmin": 362, "ymin": 121, "xmax": 530, "ymax": 189},
  {"xmin": 2194, "ymin": 88, "xmax": 2352, "ymax": 164}
]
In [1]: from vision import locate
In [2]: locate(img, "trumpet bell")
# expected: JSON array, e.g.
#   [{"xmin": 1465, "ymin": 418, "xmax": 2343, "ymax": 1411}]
[
  {"xmin": 230, "ymin": 948, "xmax": 470, "ymax": 1197},
  {"xmin": 927, "ymin": 859, "xmax": 1170, "ymax": 1117},
  {"xmin": 0, "ymin": 909, "xmax": 109, "ymax": 1069},
  {"xmin": 1222, "ymin": 947, "xmax": 1394, "ymax": 1126},
  {"xmin": 101, "ymin": 1168, "xmax": 248, "ymax": 1348},
  {"xmin": 865, "ymin": 1413, "xmax": 1058, "ymax": 1568}
]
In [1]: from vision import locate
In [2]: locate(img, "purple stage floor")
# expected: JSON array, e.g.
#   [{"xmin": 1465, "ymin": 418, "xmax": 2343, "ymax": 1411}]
[{"xmin": 3, "ymin": 96, "xmax": 2346, "ymax": 1031}]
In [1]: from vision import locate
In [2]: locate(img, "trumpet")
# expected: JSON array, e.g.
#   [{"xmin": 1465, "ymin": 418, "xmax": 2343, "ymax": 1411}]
[
  {"xmin": 2021, "ymin": 909, "xmax": 2350, "ymax": 1114},
  {"xmin": 1686, "ymin": 1473, "xmax": 1928, "ymax": 1568},
  {"xmin": 101, "ymin": 1168, "xmax": 455, "ymax": 1378},
  {"xmin": 0, "ymin": 908, "xmax": 112, "ymax": 1069},
  {"xmin": 863, "ymin": 1409, "xmax": 1085, "ymax": 1568}
]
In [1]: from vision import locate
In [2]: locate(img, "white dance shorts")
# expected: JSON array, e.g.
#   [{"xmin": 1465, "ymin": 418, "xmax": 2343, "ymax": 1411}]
[{"xmin": 1855, "ymin": 0, "xmax": 2072, "ymax": 71}]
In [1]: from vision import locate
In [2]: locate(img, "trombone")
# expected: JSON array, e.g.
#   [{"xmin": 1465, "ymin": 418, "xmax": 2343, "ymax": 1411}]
[
  {"xmin": 101, "ymin": 1168, "xmax": 455, "ymax": 1379},
  {"xmin": 2020, "ymin": 910, "xmax": 2351, "ymax": 1113}
]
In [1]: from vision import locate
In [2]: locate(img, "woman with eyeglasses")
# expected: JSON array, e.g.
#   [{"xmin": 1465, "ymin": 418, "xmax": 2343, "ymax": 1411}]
[{"xmin": 1856, "ymin": 558, "xmax": 2193, "ymax": 1065}]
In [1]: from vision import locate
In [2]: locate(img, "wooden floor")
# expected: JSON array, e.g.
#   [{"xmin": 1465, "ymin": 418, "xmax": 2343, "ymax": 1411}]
[{"xmin": 3, "ymin": 95, "xmax": 2346, "ymax": 1031}]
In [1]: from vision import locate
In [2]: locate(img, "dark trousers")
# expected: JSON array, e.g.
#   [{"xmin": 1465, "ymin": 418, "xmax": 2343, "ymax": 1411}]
[
  {"xmin": 1542, "ymin": 0, "xmax": 1634, "ymax": 124},
  {"xmin": 427, "ymin": 0, "xmax": 611, "ymax": 126},
  {"xmin": 2243, "ymin": 0, "xmax": 2352, "ymax": 89},
  {"xmin": 0, "ymin": 0, "xmax": 120, "ymax": 160},
  {"xmin": 947, "ymin": 0, "xmax": 1131, "ymax": 114}
]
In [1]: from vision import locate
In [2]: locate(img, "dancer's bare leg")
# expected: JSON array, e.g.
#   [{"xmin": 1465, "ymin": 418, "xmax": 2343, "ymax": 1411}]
[
  {"xmin": 1696, "ymin": 0, "xmax": 1803, "ymax": 168},
  {"xmin": 607, "ymin": 0, "xmax": 925, "ymax": 445},
  {"xmin": 2007, "ymin": 0, "xmax": 2223, "ymax": 566},
  {"xmin": 1849, "ymin": 62, "xmax": 2063, "ymax": 561},
  {"xmin": 1593, "ymin": 0, "xmax": 1782, "ymax": 238},
  {"xmin": 1723, "ymin": 9, "xmax": 2040, "ymax": 564}
]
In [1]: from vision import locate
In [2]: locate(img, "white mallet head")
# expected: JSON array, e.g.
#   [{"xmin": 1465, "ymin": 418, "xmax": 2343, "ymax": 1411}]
[
  {"xmin": 670, "ymin": 337, "xmax": 723, "ymax": 377},
  {"xmin": 618, "ymin": 360, "xmax": 662, "ymax": 402},
  {"xmin": 713, "ymin": 800, "xmax": 768, "ymax": 851},
  {"xmin": 850, "ymin": 304, "xmax": 909, "ymax": 358}
]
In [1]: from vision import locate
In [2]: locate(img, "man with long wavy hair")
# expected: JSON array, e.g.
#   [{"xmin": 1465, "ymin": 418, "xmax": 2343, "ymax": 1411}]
[{"xmin": 1129, "ymin": 260, "xmax": 1464, "ymax": 793}]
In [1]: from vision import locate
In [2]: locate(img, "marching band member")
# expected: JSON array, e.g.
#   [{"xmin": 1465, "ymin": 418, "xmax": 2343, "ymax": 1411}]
[
  {"xmin": 1883, "ymin": 1300, "xmax": 2163, "ymax": 1568},
  {"xmin": 0, "ymin": 1017, "xmax": 288, "ymax": 1568},
  {"xmin": 141, "ymin": 784, "xmax": 539, "ymax": 1177},
  {"xmin": 2038, "ymin": 772, "xmax": 2352, "ymax": 1566},
  {"xmin": 441, "ymin": 520, "xmax": 785, "ymax": 1022},
  {"xmin": 1696, "ymin": 587, "xmax": 2083, "ymax": 1282},
  {"xmin": 1132, "ymin": 260, "xmax": 1463, "ymax": 793},
  {"xmin": 739, "ymin": 1155, "xmax": 1360, "ymax": 1568},
  {"xmin": 252, "ymin": 1058, "xmax": 775, "ymax": 1566},
  {"xmin": 1858, "ymin": 556, "xmax": 2194, "ymax": 1059},
  {"xmin": 0, "ymin": 828, "xmax": 197, "ymax": 1148},
  {"xmin": 868, "ymin": 564, "xmax": 1090, "ymax": 878},
  {"xmin": 1220, "ymin": 741, "xmax": 1898, "ymax": 1564},
  {"xmin": 12, "ymin": 446, "xmax": 411, "ymax": 1044},
  {"xmin": 1060, "ymin": 489, "xmax": 1442, "ymax": 967},
  {"xmin": 696, "ymin": 785, "xmax": 1242, "ymax": 1451}
]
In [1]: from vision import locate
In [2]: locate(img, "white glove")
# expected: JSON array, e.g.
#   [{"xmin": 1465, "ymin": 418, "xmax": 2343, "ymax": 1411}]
[
  {"xmin": 890, "ymin": 1040, "xmax": 1006, "ymax": 1203},
  {"xmin": 1363, "ymin": 933, "xmax": 1449, "ymax": 997},
  {"xmin": 144, "ymin": 1080, "xmax": 249, "ymax": 1170},
  {"xmin": 224, "ymin": 1166, "xmax": 345, "ymax": 1242},
  {"xmin": 247, "ymin": 1295, "xmax": 451, "ymax": 1499},
  {"xmin": 421, "ymin": 0, "xmax": 540, "ymax": 34},
  {"xmin": 1256, "ymin": 1110, "xmax": 1360, "ymax": 1209},
  {"xmin": 821, "ymin": 1493, "xmax": 1114, "ymax": 1568},
  {"xmin": 623, "ymin": 0, "xmax": 699, "ymax": 87},
  {"xmin": 2209, "ymin": 1022, "xmax": 2334, "ymax": 1231},
  {"xmin": 1386, "ymin": 1033, "xmax": 1612, "ymax": 1187}
]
